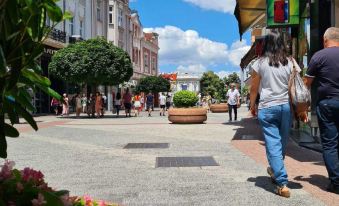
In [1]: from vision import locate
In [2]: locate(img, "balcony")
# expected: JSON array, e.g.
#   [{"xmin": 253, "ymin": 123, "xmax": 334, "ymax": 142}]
[{"xmin": 47, "ymin": 26, "xmax": 66, "ymax": 43}]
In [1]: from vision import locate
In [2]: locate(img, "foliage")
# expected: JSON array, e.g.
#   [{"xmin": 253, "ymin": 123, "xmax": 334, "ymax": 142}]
[
  {"xmin": 49, "ymin": 38, "xmax": 133, "ymax": 86},
  {"xmin": 0, "ymin": 161, "xmax": 117, "ymax": 206},
  {"xmin": 135, "ymin": 76, "xmax": 170, "ymax": 93},
  {"xmin": 200, "ymin": 71, "xmax": 225, "ymax": 101},
  {"xmin": 241, "ymin": 85, "xmax": 249, "ymax": 96},
  {"xmin": 173, "ymin": 91, "xmax": 199, "ymax": 108},
  {"xmin": 223, "ymin": 72, "xmax": 241, "ymax": 86},
  {"xmin": 0, "ymin": 0, "xmax": 70, "ymax": 158}
]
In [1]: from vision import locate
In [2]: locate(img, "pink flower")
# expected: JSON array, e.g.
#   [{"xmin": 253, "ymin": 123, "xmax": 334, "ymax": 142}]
[
  {"xmin": 83, "ymin": 195, "xmax": 93, "ymax": 205},
  {"xmin": 21, "ymin": 167, "xmax": 44, "ymax": 183},
  {"xmin": 98, "ymin": 200, "xmax": 106, "ymax": 206},
  {"xmin": 0, "ymin": 160, "xmax": 15, "ymax": 180},
  {"xmin": 31, "ymin": 193, "xmax": 46, "ymax": 206},
  {"xmin": 16, "ymin": 182, "xmax": 24, "ymax": 193}
]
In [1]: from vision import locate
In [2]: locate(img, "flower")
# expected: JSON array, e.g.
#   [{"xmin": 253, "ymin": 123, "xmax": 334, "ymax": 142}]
[
  {"xmin": 21, "ymin": 167, "xmax": 44, "ymax": 183},
  {"xmin": 31, "ymin": 193, "xmax": 46, "ymax": 206},
  {"xmin": 83, "ymin": 195, "xmax": 93, "ymax": 205},
  {"xmin": 16, "ymin": 182, "xmax": 24, "ymax": 193},
  {"xmin": 98, "ymin": 200, "xmax": 106, "ymax": 206},
  {"xmin": 0, "ymin": 160, "xmax": 15, "ymax": 180}
]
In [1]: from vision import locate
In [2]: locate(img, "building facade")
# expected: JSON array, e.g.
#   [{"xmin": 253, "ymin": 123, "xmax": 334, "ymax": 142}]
[{"xmin": 175, "ymin": 73, "xmax": 201, "ymax": 94}]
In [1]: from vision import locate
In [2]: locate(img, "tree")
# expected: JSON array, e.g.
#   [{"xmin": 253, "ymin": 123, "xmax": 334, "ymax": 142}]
[
  {"xmin": 0, "ymin": 0, "xmax": 70, "ymax": 158},
  {"xmin": 136, "ymin": 76, "xmax": 170, "ymax": 93},
  {"xmin": 200, "ymin": 71, "xmax": 226, "ymax": 101},
  {"xmin": 223, "ymin": 72, "xmax": 241, "ymax": 86},
  {"xmin": 49, "ymin": 37, "xmax": 133, "ymax": 87}
]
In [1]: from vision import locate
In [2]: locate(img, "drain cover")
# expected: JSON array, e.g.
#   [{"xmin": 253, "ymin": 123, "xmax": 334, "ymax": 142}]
[
  {"xmin": 156, "ymin": 156, "xmax": 219, "ymax": 168},
  {"xmin": 124, "ymin": 143, "xmax": 169, "ymax": 149}
]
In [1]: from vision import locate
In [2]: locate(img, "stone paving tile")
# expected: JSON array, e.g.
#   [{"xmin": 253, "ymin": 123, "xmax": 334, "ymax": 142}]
[{"xmin": 7, "ymin": 109, "xmax": 326, "ymax": 206}]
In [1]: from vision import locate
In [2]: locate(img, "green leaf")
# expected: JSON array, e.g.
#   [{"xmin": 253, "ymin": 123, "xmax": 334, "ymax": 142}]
[
  {"xmin": 0, "ymin": 135, "xmax": 7, "ymax": 158},
  {"xmin": 37, "ymin": 85, "xmax": 62, "ymax": 100},
  {"xmin": 4, "ymin": 123, "xmax": 19, "ymax": 137},
  {"xmin": 41, "ymin": 191, "xmax": 64, "ymax": 206},
  {"xmin": 4, "ymin": 98, "xmax": 18, "ymax": 125},
  {"xmin": 54, "ymin": 190, "xmax": 69, "ymax": 197},
  {"xmin": 22, "ymin": 69, "xmax": 51, "ymax": 86},
  {"xmin": 13, "ymin": 102, "xmax": 38, "ymax": 131},
  {"xmin": 0, "ymin": 47, "xmax": 6, "ymax": 75},
  {"xmin": 15, "ymin": 89, "xmax": 36, "ymax": 112},
  {"xmin": 63, "ymin": 11, "xmax": 73, "ymax": 20},
  {"xmin": 44, "ymin": 1, "xmax": 63, "ymax": 22}
]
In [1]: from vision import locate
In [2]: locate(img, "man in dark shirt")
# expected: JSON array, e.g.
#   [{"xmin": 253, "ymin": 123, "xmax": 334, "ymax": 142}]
[
  {"xmin": 146, "ymin": 92, "xmax": 154, "ymax": 117},
  {"xmin": 305, "ymin": 27, "xmax": 339, "ymax": 194}
]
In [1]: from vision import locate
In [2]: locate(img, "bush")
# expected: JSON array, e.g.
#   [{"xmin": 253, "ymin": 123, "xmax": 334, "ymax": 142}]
[{"xmin": 173, "ymin": 91, "xmax": 199, "ymax": 108}]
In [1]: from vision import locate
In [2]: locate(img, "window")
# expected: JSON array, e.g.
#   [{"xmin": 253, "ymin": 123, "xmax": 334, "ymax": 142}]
[
  {"xmin": 118, "ymin": 8, "xmax": 123, "ymax": 27},
  {"xmin": 144, "ymin": 53, "xmax": 149, "ymax": 67},
  {"xmin": 97, "ymin": 1, "xmax": 101, "ymax": 21},
  {"xmin": 152, "ymin": 57, "xmax": 156, "ymax": 71},
  {"xmin": 181, "ymin": 84, "xmax": 188, "ymax": 91},
  {"xmin": 69, "ymin": 17, "xmax": 74, "ymax": 35},
  {"xmin": 79, "ymin": 20, "xmax": 83, "ymax": 37},
  {"xmin": 109, "ymin": 6, "xmax": 113, "ymax": 24}
]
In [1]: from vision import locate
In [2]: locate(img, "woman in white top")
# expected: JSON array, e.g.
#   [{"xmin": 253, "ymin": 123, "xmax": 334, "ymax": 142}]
[
  {"xmin": 250, "ymin": 30, "xmax": 304, "ymax": 198},
  {"xmin": 114, "ymin": 92, "xmax": 121, "ymax": 117}
]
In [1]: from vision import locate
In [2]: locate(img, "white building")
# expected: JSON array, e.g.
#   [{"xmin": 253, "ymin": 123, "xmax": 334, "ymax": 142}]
[{"xmin": 175, "ymin": 73, "xmax": 201, "ymax": 94}]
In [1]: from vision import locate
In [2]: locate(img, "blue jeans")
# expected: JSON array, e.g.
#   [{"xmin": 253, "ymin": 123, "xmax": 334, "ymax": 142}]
[
  {"xmin": 258, "ymin": 103, "xmax": 292, "ymax": 186},
  {"xmin": 317, "ymin": 99, "xmax": 339, "ymax": 186}
]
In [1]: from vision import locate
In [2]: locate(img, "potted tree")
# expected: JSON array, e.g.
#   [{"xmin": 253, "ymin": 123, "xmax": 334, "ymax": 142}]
[{"xmin": 168, "ymin": 91, "xmax": 207, "ymax": 124}]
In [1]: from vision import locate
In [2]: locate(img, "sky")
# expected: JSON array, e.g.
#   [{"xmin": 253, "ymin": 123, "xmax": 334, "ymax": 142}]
[{"xmin": 130, "ymin": 0, "xmax": 251, "ymax": 78}]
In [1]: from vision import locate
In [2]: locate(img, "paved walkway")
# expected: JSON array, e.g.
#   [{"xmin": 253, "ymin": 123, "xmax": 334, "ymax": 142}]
[{"xmin": 6, "ymin": 107, "xmax": 335, "ymax": 205}]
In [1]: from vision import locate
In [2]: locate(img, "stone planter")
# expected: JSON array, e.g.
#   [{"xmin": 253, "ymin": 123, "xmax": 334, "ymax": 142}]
[
  {"xmin": 210, "ymin": 103, "xmax": 228, "ymax": 113},
  {"xmin": 168, "ymin": 108, "xmax": 207, "ymax": 124}
]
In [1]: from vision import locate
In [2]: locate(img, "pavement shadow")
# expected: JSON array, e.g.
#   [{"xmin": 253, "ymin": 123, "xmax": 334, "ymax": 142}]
[
  {"xmin": 248, "ymin": 176, "xmax": 303, "ymax": 194},
  {"xmin": 294, "ymin": 175, "xmax": 329, "ymax": 191}
]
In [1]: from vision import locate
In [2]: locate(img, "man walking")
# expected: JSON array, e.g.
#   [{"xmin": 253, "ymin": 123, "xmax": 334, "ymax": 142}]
[
  {"xmin": 159, "ymin": 93, "xmax": 166, "ymax": 116},
  {"xmin": 304, "ymin": 27, "xmax": 339, "ymax": 194},
  {"xmin": 146, "ymin": 91, "xmax": 154, "ymax": 117},
  {"xmin": 226, "ymin": 83, "xmax": 240, "ymax": 121}
]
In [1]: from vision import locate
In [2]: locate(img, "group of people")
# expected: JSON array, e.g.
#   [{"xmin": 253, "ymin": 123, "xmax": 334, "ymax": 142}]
[{"xmin": 248, "ymin": 27, "xmax": 339, "ymax": 197}]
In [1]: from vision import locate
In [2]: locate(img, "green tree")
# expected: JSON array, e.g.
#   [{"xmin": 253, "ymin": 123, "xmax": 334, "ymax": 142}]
[
  {"xmin": 0, "ymin": 0, "xmax": 70, "ymax": 158},
  {"xmin": 200, "ymin": 71, "xmax": 225, "ymax": 101},
  {"xmin": 49, "ymin": 37, "xmax": 133, "ymax": 87},
  {"xmin": 223, "ymin": 72, "xmax": 241, "ymax": 86},
  {"xmin": 136, "ymin": 76, "xmax": 170, "ymax": 93}
]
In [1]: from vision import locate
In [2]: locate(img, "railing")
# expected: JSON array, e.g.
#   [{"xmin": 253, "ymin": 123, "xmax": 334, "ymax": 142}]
[{"xmin": 47, "ymin": 26, "xmax": 66, "ymax": 43}]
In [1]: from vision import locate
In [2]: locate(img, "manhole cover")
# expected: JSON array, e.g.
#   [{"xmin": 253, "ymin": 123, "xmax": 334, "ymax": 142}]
[
  {"xmin": 156, "ymin": 156, "xmax": 219, "ymax": 168},
  {"xmin": 124, "ymin": 143, "xmax": 169, "ymax": 149}
]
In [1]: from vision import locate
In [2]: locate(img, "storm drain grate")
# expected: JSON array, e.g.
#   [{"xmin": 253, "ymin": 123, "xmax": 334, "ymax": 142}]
[
  {"xmin": 156, "ymin": 156, "xmax": 219, "ymax": 168},
  {"xmin": 124, "ymin": 143, "xmax": 169, "ymax": 149}
]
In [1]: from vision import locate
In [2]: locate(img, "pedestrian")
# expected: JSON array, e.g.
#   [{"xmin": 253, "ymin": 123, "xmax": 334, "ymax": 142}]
[
  {"xmin": 123, "ymin": 88, "xmax": 132, "ymax": 117},
  {"xmin": 95, "ymin": 92, "xmax": 102, "ymax": 118},
  {"xmin": 61, "ymin": 93, "xmax": 69, "ymax": 116},
  {"xmin": 140, "ymin": 95, "xmax": 144, "ymax": 112},
  {"xmin": 159, "ymin": 92, "xmax": 166, "ymax": 116},
  {"xmin": 75, "ymin": 94, "xmax": 82, "ymax": 117},
  {"xmin": 114, "ymin": 92, "xmax": 122, "ymax": 117},
  {"xmin": 133, "ymin": 93, "xmax": 141, "ymax": 117},
  {"xmin": 81, "ymin": 93, "xmax": 87, "ymax": 113},
  {"xmin": 146, "ymin": 91, "xmax": 154, "ymax": 117},
  {"xmin": 226, "ymin": 83, "xmax": 240, "ymax": 121},
  {"xmin": 166, "ymin": 93, "xmax": 171, "ymax": 111},
  {"xmin": 249, "ymin": 30, "xmax": 303, "ymax": 198},
  {"xmin": 101, "ymin": 93, "xmax": 107, "ymax": 116},
  {"xmin": 304, "ymin": 27, "xmax": 339, "ymax": 194},
  {"xmin": 50, "ymin": 97, "xmax": 59, "ymax": 115}
]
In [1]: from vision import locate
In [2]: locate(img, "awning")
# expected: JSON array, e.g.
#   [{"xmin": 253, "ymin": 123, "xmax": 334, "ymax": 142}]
[{"xmin": 234, "ymin": 0, "xmax": 266, "ymax": 39}]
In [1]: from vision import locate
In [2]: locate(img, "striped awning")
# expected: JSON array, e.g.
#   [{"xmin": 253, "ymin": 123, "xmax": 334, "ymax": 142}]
[{"xmin": 234, "ymin": 0, "xmax": 266, "ymax": 39}]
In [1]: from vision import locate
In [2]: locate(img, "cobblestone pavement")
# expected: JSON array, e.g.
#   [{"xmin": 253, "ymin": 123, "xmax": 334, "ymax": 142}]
[{"xmin": 6, "ymin": 107, "xmax": 331, "ymax": 205}]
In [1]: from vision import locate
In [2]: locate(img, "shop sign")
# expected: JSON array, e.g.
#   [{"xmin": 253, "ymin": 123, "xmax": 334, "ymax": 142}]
[
  {"xmin": 267, "ymin": 0, "xmax": 299, "ymax": 27},
  {"xmin": 43, "ymin": 46, "xmax": 58, "ymax": 56}
]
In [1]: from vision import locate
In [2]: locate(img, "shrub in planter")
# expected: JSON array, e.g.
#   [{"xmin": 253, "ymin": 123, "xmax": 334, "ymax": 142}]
[
  {"xmin": 169, "ymin": 91, "xmax": 207, "ymax": 124},
  {"xmin": 173, "ymin": 91, "xmax": 199, "ymax": 108}
]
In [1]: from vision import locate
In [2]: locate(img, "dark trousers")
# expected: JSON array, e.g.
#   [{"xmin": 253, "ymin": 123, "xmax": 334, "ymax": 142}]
[
  {"xmin": 317, "ymin": 99, "xmax": 339, "ymax": 186},
  {"xmin": 228, "ymin": 104, "xmax": 238, "ymax": 121}
]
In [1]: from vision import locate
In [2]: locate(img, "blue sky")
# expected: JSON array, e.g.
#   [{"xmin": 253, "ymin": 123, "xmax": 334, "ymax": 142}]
[{"xmin": 130, "ymin": 0, "xmax": 251, "ymax": 78}]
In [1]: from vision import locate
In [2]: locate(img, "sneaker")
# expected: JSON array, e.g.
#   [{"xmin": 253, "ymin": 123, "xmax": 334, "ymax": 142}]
[
  {"xmin": 275, "ymin": 185, "xmax": 290, "ymax": 198},
  {"xmin": 327, "ymin": 183, "xmax": 339, "ymax": 194},
  {"xmin": 267, "ymin": 167, "xmax": 277, "ymax": 184}
]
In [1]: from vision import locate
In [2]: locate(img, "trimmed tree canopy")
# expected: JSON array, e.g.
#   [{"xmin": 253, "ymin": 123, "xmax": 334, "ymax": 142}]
[
  {"xmin": 49, "ymin": 37, "xmax": 133, "ymax": 85},
  {"xmin": 200, "ymin": 71, "xmax": 225, "ymax": 100},
  {"xmin": 136, "ymin": 76, "xmax": 170, "ymax": 93}
]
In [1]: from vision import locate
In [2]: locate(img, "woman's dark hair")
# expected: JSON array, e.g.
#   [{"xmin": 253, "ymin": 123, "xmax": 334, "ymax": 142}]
[
  {"xmin": 262, "ymin": 30, "xmax": 289, "ymax": 67},
  {"xmin": 116, "ymin": 92, "xmax": 121, "ymax": 100}
]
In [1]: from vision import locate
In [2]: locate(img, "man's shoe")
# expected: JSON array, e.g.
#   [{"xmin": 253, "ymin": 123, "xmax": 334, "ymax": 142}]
[
  {"xmin": 327, "ymin": 183, "xmax": 339, "ymax": 194},
  {"xmin": 275, "ymin": 185, "xmax": 290, "ymax": 198},
  {"xmin": 267, "ymin": 167, "xmax": 277, "ymax": 184}
]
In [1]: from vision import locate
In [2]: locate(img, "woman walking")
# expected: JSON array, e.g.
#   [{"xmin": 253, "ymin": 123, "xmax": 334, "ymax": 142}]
[
  {"xmin": 81, "ymin": 93, "xmax": 87, "ymax": 113},
  {"xmin": 95, "ymin": 92, "xmax": 102, "ymax": 118},
  {"xmin": 50, "ymin": 97, "xmax": 59, "ymax": 115},
  {"xmin": 123, "ymin": 88, "xmax": 132, "ymax": 117},
  {"xmin": 250, "ymin": 30, "xmax": 303, "ymax": 198},
  {"xmin": 133, "ymin": 93, "xmax": 141, "ymax": 117},
  {"xmin": 75, "ymin": 94, "xmax": 82, "ymax": 117},
  {"xmin": 114, "ymin": 92, "xmax": 122, "ymax": 117},
  {"xmin": 62, "ymin": 93, "xmax": 69, "ymax": 116}
]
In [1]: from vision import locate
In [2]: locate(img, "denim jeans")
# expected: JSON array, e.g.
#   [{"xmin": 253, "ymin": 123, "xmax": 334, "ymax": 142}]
[
  {"xmin": 258, "ymin": 103, "xmax": 292, "ymax": 186},
  {"xmin": 228, "ymin": 104, "xmax": 237, "ymax": 121},
  {"xmin": 316, "ymin": 99, "xmax": 339, "ymax": 186}
]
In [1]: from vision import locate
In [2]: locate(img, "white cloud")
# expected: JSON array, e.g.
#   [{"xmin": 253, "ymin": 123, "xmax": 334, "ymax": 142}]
[
  {"xmin": 144, "ymin": 26, "xmax": 250, "ymax": 74},
  {"xmin": 176, "ymin": 64, "xmax": 207, "ymax": 74},
  {"xmin": 216, "ymin": 70, "xmax": 231, "ymax": 79},
  {"xmin": 183, "ymin": 0, "xmax": 236, "ymax": 14}
]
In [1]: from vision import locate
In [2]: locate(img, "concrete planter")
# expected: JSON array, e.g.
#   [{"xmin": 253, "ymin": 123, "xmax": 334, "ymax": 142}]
[
  {"xmin": 168, "ymin": 108, "xmax": 207, "ymax": 124},
  {"xmin": 210, "ymin": 103, "xmax": 228, "ymax": 113}
]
